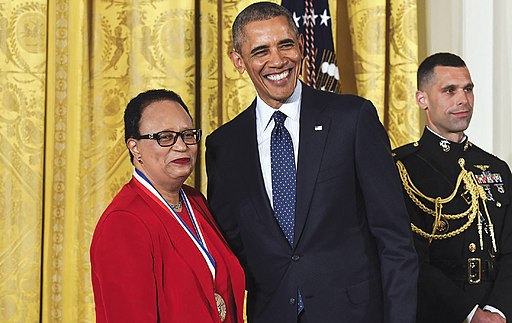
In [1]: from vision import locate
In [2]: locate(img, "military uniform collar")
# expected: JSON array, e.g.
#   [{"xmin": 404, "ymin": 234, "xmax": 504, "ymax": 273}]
[{"xmin": 419, "ymin": 127, "xmax": 471, "ymax": 154}]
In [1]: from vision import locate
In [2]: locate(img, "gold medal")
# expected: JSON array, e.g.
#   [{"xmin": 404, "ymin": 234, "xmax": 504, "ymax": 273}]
[{"xmin": 214, "ymin": 292, "xmax": 226, "ymax": 322}]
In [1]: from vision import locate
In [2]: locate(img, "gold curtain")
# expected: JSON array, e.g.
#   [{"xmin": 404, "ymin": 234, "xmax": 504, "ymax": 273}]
[
  {"xmin": 0, "ymin": 0, "xmax": 413, "ymax": 322},
  {"xmin": 0, "ymin": 0, "xmax": 47, "ymax": 322},
  {"xmin": 340, "ymin": 0, "xmax": 420, "ymax": 148}
]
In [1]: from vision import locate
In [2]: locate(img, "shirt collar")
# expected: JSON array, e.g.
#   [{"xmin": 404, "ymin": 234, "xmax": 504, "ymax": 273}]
[
  {"xmin": 426, "ymin": 126, "xmax": 467, "ymax": 143},
  {"xmin": 256, "ymin": 82, "xmax": 302, "ymax": 130}
]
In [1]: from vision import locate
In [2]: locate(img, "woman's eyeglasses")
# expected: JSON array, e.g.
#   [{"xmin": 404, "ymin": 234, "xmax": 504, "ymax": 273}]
[{"xmin": 134, "ymin": 129, "xmax": 202, "ymax": 147}]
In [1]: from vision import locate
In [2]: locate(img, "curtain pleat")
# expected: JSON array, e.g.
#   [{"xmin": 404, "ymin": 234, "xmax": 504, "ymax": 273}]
[
  {"xmin": 0, "ymin": 0, "xmax": 47, "ymax": 322},
  {"xmin": 386, "ymin": 0, "xmax": 420, "ymax": 147},
  {"xmin": 345, "ymin": 0, "xmax": 419, "ymax": 148}
]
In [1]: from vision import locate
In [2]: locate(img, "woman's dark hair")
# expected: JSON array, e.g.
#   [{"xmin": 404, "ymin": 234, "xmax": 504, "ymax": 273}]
[{"xmin": 124, "ymin": 89, "xmax": 191, "ymax": 163}]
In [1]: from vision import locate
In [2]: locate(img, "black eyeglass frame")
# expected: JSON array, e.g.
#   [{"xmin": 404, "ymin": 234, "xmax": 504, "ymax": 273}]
[{"xmin": 134, "ymin": 129, "xmax": 202, "ymax": 147}]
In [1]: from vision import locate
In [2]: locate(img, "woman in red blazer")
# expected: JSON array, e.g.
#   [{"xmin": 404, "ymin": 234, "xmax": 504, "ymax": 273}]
[{"xmin": 90, "ymin": 89, "xmax": 245, "ymax": 322}]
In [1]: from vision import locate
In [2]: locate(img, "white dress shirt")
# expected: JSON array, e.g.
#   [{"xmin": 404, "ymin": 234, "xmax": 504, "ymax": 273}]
[{"xmin": 256, "ymin": 82, "xmax": 302, "ymax": 208}]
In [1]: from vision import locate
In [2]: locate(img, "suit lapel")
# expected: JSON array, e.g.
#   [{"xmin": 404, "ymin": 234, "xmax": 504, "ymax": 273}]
[
  {"xmin": 235, "ymin": 91, "xmax": 331, "ymax": 248},
  {"xmin": 234, "ymin": 102, "xmax": 296, "ymax": 245},
  {"xmin": 234, "ymin": 103, "xmax": 275, "ymax": 223},
  {"xmin": 294, "ymin": 86, "xmax": 330, "ymax": 247}
]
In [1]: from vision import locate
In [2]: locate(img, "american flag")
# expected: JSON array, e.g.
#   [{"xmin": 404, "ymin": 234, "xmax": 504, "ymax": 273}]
[{"xmin": 282, "ymin": 0, "xmax": 340, "ymax": 93}]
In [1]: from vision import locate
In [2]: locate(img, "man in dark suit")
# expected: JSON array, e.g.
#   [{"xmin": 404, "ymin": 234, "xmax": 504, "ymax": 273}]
[
  {"xmin": 393, "ymin": 52, "xmax": 511, "ymax": 323},
  {"xmin": 206, "ymin": 2, "xmax": 418, "ymax": 322}
]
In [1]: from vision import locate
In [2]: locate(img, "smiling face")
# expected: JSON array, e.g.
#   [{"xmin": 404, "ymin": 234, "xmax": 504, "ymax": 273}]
[
  {"xmin": 230, "ymin": 15, "xmax": 303, "ymax": 108},
  {"xmin": 127, "ymin": 99, "xmax": 197, "ymax": 193},
  {"xmin": 416, "ymin": 65, "xmax": 474, "ymax": 142}
]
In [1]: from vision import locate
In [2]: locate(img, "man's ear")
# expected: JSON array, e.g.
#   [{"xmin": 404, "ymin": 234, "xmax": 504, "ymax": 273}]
[
  {"xmin": 416, "ymin": 91, "xmax": 428, "ymax": 111},
  {"xmin": 229, "ymin": 50, "xmax": 246, "ymax": 74},
  {"xmin": 298, "ymin": 34, "xmax": 304, "ymax": 58}
]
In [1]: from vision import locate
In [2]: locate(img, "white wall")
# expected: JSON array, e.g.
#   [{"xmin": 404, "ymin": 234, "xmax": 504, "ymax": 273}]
[
  {"xmin": 423, "ymin": 0, "xmax": 512, "ymax": 165},
  {"xmin": 493, "ymin": 1, "xmax": 512, "ymax": 164}
]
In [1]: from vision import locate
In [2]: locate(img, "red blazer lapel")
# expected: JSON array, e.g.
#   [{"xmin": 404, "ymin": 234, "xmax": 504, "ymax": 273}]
[{"xmin": 129, "ymin": 179, "xmax": 217, "ymax": 310}]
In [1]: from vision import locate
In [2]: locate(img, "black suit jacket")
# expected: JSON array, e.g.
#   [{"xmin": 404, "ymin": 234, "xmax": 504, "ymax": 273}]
[{"xmin": 206, "ymin": 84, "xmax": 418, "ymax": 323}]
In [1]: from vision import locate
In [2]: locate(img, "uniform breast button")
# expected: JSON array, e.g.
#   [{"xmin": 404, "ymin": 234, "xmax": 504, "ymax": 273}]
[
  {"xmin": 289, "ymin": 298, "xmax": 296, "ymax": 305},
  {"xmin": 496, "ymin": 201, "xmax": 502, "ymax": 208},
  {"xmin": 468, "ymin": 243, "xmax": 477, "ymax": 253},
  {"xmin": 291, "ymin": 255, "xmax": 300, "ymax": 261}
]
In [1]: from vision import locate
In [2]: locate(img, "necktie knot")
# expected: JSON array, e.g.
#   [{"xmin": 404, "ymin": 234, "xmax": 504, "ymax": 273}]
[{"xmin": 273, "ymin": 111, "xmax": 287, "ymax": 126}]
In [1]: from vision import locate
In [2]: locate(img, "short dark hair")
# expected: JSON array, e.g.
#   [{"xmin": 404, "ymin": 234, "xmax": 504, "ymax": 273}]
[
  {"xmin": 232, "ymin": 1, "xmax": 299, "ymax": 53},
  {"xmin": 124, "ymin": 89, "xmax": 191, "ymax": 163},
  {"xmin": 417, "ymin": 52, "xmax": 467, "ymax": 90}
]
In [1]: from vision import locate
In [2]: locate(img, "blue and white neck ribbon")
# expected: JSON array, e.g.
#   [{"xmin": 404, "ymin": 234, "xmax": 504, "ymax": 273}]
[{"xmin": 133, "ymin": 169, "xmax": 216, "ymax": 279}]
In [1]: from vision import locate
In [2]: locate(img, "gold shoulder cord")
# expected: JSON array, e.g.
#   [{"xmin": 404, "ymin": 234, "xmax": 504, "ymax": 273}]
[{"xmin": 397, "ymin": 158, "xmax": 497, "ymax": 252}]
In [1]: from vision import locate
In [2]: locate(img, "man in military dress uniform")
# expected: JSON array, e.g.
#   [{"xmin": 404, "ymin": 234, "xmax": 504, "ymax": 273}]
[{"xmin": 394, "ymin": 52, "xmax": 512, "ymax": 322}]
